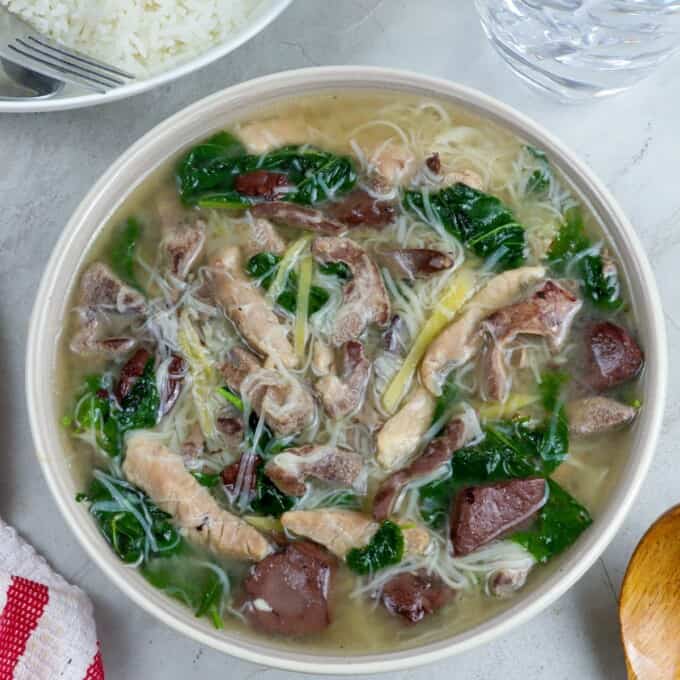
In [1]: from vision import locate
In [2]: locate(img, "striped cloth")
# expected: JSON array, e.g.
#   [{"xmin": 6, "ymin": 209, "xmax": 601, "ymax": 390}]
[{"xmin": 0, "ymin": 519, "xmax": 103, "ymax": 680}]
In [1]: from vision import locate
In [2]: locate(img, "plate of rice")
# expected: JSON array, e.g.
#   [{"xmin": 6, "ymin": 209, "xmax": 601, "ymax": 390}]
[{"xmin": 0, "ymin": 0, "xmax": 292, "ymax": 112}]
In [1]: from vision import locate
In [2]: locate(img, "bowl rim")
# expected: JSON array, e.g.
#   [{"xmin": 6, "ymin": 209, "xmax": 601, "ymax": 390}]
[
  {"xmin": 0, "ymin": 0, "xmax": 292, "ymax": 113},
  {"xmin": 26, "ymin": 66, "xmax": 667, "ymax": 674}
]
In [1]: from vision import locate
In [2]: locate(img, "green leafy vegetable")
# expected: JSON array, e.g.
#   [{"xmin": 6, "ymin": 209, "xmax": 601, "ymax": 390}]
[
  {"xmin": 524, "ymin": 146, "xmax": 551, "ymax": 196},
  {"xmin": 191, "ymin": 472, "xmax": 221, "ymax": 488},
  {"xmin": 245, "ymin": 252, "xmax": 329, "ymax": 316},
  {"xmin": 110, "ymin": 218, "xmax": 143, "ymax": 291},
  {"xmin": 512, "ymin": 479, "xmax": 592, "ymax": 562},
  {"xmin": 403, "ymin": 183, "xmax": 527, "ymax": 270},
  {"xmin": 177, "ymin": 135, "xmax": 357, "ymax": 207},
  {"xmin": 431, "ymin": 371, "xmax": 459, "ymax": 431},
  {"xmin": 142, "ymin": 549, "xmax": 226, "ymax": 628},
  {"xmin": 217, "ymin": 386, "xmax": 244, "ymax": 412},
  {"xmin": 77, "ymin": 472, "xmax": 180, "ymax": 563},
  {"xmin": 69, "ymin": 359, "xmax": 160, "ymax": 458},
  {"xmin": 249, "ymin": 461, "xmax": 295, "ymax": 518},
  {"xmin": 547, "ymin": 207, "xmax": 622, "ymax": 310},
  {"xmin": 319, "ymin": 261, "xmax": 352, "ymax": 280},
  {"xmin": 346, "ymin": 520, "xmax": 404, "ymax": 575}
]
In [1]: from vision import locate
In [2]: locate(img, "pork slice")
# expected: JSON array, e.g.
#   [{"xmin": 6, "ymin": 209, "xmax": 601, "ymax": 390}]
[
  {"xmin": 250, "ymin": 202, "xmax": 345, "ymax": 236},
  {"xmin": 381, "ymin": 571, "xmax": 455, "ymax": 624},
  {"xmin": 264, "ymin": 445, "xmax": 365, "ymax": 497},
  {"xmin": 122, "ymin": 435, "xmax": 272, "ymax": 561},
  {"xmin": 239, "ymin": 541, "xmax": 337, "ymax": 636},
  {"xmin": 451, "ymin": 478, "xmax": 547, "ymax": 556}
]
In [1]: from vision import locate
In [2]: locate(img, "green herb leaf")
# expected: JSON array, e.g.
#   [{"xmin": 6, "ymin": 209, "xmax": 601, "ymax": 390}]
[
  {"xmin": 431, "ymin": 371, "xmax": 459, "ymax": 431},
  {"xmin": 403, "ymin": 183, "xmax": 527, "ymax": 271},
  {"xmin": 524, "ymin": 146, "xmax": 551, "ymax": 196},
  {"xmin": 319, "ymin": 261, "xmax": 352, "ymax": 280},
  {"xmin": 249, "ymin": 461, "xmax": 295, "ymax": 518},
  {"xmin": 512, "ymin": 479, "xmax": 592, "ymax": 562},
  {"xmin": 110, "ymin": 218, "xmax": 143, "ymax": 291},
  {"xmin": 547, "ymin": 207, "xmax": 622, "ymax": 310},
  {"xmin": 245, "ymin": 252, "xmax": 329, "ymax": 316},
  {"xmin": 346, "ymin": 520, "xmax": 404, "ymax": 575},
  {"xmin": 114, "ymin": 358, "xmax": 160, "ymax": 433},
  {"xmin": 77, "ymin": 472, "xmax": 181, "ymax": 564},
  {"xmin": 191, "ymin": 472, "xmax": 221, "ymax": 488},
  {"xmin": 217, "ymin": 386, "xmax": 244, "ymax": 412}
]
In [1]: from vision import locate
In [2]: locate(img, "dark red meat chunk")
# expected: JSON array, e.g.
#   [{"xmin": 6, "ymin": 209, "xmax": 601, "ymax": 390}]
[
  {"xmin": 240, "ymin": 541, "xmax": 336, "ymax": 636},
  {"xmin": 451, "ymin": 478, "xmax": 548, "ymax": 556},
  {"xmin": 425, "ymin": 153, "xmax": 441, "ymax": 174},
  {"xmin": 234, "ymin": 171, "xmax": 289, "ymax": 200},
  {"xmin": 587, "ymin": 321, "xmax": 643, "ymax": 391},
  {"xmin": 160, "ymin": 354, "xmax": 186, "ymax": 416},
  {"xmin": 221, "ymin": 455, "xmax": 258, "ymax": 494},
  {"xmin": 381, "ymin": 570, "xmax": 454, "ymax": 624},
  {"xmin": 115, "ymin": 348, "xmax": 151, "ymax": 402},
  {"xmin": 326, "ymin": 188, "xmax": 396, "ymax": 228}
]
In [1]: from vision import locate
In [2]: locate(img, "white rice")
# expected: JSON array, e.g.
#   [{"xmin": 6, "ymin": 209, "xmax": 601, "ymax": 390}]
[{"xmin": 2, "ymin": 0, "xmax": 263, "ymax": 75}]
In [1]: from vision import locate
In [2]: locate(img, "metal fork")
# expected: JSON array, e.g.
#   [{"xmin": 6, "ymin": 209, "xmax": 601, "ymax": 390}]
[{"xmin": 0, "ymin": 7, "xmax": 134, "ymax": 96}]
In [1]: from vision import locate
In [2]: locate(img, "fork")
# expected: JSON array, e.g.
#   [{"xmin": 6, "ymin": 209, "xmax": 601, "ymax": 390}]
[{"xmin": 0, "ymin": 7, "xmax": 134, "ymax": 95}]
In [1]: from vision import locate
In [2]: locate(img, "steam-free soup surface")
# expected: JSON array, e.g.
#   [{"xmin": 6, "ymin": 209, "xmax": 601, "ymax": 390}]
[{"xmin": 59, "ymin": 92, "xmax": 644, "ymax": 653}]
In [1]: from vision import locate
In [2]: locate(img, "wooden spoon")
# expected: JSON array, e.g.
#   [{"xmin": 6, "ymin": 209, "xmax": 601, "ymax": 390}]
[{"xmin": 620, "ymin": 504, "xmax": 680, "ymax": 680}]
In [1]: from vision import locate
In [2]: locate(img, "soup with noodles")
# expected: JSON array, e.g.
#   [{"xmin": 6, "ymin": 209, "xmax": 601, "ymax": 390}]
[{"xmin": 58, "ymin": 92, "xmax": 644, "ymax": 652}]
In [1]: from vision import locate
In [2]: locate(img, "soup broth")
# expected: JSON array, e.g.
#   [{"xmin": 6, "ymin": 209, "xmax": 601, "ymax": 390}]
[{"xmin": 58, "ymin": 92, "xmax": 643, "ymax": 653}]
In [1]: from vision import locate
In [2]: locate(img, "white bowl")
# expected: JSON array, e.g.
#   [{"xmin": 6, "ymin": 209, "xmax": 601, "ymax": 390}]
[
  {"xmin": 0, "ymin": 0, "xmax": 292, "ymax": 113},
  {"xmin": 26, "ymin": 66, "xmax": 667, "ymax": 674}
]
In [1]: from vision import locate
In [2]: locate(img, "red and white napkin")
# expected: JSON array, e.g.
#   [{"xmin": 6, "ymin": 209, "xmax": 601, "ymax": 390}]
[{"xmin": 0, "ymin": 518, "xmax": 104, "ymax": 680}]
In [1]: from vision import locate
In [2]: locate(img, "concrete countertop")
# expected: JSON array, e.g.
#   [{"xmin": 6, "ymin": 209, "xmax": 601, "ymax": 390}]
[{"xmin": 1, "ymin": 1, "xmax": 678, "ymax": 678}]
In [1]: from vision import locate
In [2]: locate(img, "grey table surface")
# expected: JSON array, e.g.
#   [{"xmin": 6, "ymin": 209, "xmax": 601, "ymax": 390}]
[{"xmin": 1, "ymin": 1, "xmax": 678, "ymax": 678}]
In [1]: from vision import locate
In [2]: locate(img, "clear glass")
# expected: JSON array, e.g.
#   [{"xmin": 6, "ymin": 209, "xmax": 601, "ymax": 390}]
[{"xmin": 475, "ymin": 0, "xmax": 680, "ymax": 101}]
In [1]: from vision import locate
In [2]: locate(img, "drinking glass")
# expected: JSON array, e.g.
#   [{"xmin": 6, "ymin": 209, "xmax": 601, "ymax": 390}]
[{"xmin": 475, "ymin": 0, "xmax": 680, "ymax": 100}]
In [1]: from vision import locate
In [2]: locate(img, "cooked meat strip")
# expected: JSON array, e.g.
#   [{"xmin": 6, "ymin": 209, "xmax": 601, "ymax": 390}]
[
  {"xmin": 311, "ymin": 339, "xmax": 334, "ymax": 376},
  {"xmin": 451, "ymin": 478, "xmax": 547, "ymax": 556},
  {"xmin": 376, "ymin": 387, "xmax": 436, "ymax": 471},
  {"xmin": 70, "ymin": 262, "xmax": 146, "ymax": 358},
  {"xmin": 264, "ymin": 445, "xmax": 365, "ymax": 497},
  {"xmin": 115, "ymin": 348, "xmax": 152, "ymax": 402},
  {"xmin": 377, "ymin": 249, "xmax": 454, "ymax": 282},
  {"xmin": 586, "ymin": 321, "xmax": 644, "ymax": 391},
  {"xmin": 326, "ymin": 188, "xmax": 396, "ymax": 228},
  {"xmin": 220, "ymin": 347, "xmax": 315, "ymax": 437},
  {"xmin": 381, "ymin": 571, "xmax": 454, "ymax": 624},
  {"xmin": 122, "ymin": 435, "xmax": 272, "ymax": 561},
  {"xmin": 211, "ymin": 245, "xmax": 297, "ymax": 368},
  {"xmin": 280, "ymin": 510, "xmax": 431, "ymax": 559},
  {"xmin": 250, "ymin": 202, "xmax": 345, "ymax": 236},
  {"xmin": 234, "ymin": 170, "xmax": 289, "ymax": 199},
  {"xmin": 566, "ymin": 396, "xmax": 638, "ymax": 436},
  {"xmin": 312, "ymin": 236, "xmax": 390, "ymax": 346},
  {"xmin": 420, "ymin": 266, "xmax": 546, "ymax": 395},
  {"xmin": 480, "ymin": 280, "xmax": 582, "ymax": 401},
  {"xmin": 373, "ymin": 417, "xmax": 473, "ymax": 521},
  {"xmin": 315, "ymin": 341, "xmax": 370, "ymax": 419},
  {"xmin": 161, "ymin": 219, "xmax": 206, "ymax": 280},
  {"xmin": 239, "ymin": 541, "xmax": 337, "ymax": 636},
  {"xmin": 159, "ymin": 354, "xmax": 186, "ymax": 416}
]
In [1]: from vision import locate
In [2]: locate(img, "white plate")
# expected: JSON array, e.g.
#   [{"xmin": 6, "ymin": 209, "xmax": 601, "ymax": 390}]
[
  {"xmin": 26, "ymin": 67, "xmax": 667, "ymax": 673},
  {"xmin": 0, "ymin": 0, "xmax": 291, "ymax": 113}
]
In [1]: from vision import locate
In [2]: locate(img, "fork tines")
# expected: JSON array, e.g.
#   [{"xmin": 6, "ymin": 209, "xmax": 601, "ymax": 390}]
[{"xmin": 6, "ymin": 34, "xmax": 134, "ymax": 93}]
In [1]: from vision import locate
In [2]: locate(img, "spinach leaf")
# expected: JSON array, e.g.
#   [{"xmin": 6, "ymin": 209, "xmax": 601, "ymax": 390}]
[
  {"xmin": 245, "ymin": 252, "xmax": 329, "ymax": 316},
  {"xmin": 346, "ymin": 520, "xmax": 404, "ymax": 575},
  {"xmin": 319, "ymin": 261, "xmax": 351, "ymax": 280},
  {"xmin": 249, "ymin": 461, "xmax": 295, "ymax": 518},
  {"xmin": 191, "ymin": 472, "xmax": 221, "ymax": 488},
  {"xmin": 110, "ymin": 218, "xmax": 143, "ymax": 290},
  {"xmin": 524, "ymin": 146, "xmax": 551, "ymax": 196},
  {"xmin": 77, "ymin": 472, "xmax": 181, "ymax": 563},
  {"xmin": 177, "ymin": 131, "xmax": 248, "ymax": 204},
  {"xmin": 511, "ymin": 479, "xmax": 592, "ymax": 562},
  {"xmin": 142, "ymin": 549, "xmax": 226, "ymax": 628},
  {"xmin": 431, "ymin": 371, "xmax": 459, "ymax": 431},
  {"xmin": 69, "ymin": 359, "xmax": 160, "ymax": 458},
  {"xmin": 177, "ymin": 135, "xmax": 357, "ymax": 207},
  {"xmin": 536, "ymin": 371, "xmax": 569, "ymax": 474},
  {"xmin": 547, "ymin": 207, "xmax": 622, "ymax": 310},
  {"xmin": 403, "ymin": 183, "xmax": 527, "ymax": 270}
]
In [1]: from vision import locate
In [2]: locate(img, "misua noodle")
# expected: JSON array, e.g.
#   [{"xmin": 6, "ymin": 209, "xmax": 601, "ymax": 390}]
[{"xmin": 58, "ymin": 93, "xmax": 644, "ymax": 652}]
